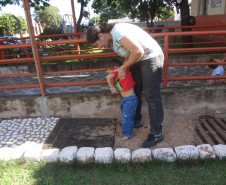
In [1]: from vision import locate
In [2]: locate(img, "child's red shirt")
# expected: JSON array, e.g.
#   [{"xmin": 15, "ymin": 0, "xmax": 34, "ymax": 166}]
[{"xmin": 112, "ymin": 69, "xmax": 135, "ymax": 92}]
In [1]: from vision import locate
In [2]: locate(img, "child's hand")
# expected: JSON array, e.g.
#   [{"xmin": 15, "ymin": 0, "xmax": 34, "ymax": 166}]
[{"xmin": 110, "ymin": 87, "xmax": 118, "ymax": 94}]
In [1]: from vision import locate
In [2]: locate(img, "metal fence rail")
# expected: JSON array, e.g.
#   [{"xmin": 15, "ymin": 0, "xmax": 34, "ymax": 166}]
[{"xmin": 0, "ymin": 26, "xmax": 226, "ymax": 95}]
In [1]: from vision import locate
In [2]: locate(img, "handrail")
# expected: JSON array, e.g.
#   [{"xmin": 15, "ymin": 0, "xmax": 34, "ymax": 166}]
[
  {"xmin": 1, "ymin": 30, "xmax": 226, "ymax": 50},
  {"xmin": 0, "ymin": 26, "xmax": 226, "ymax": 95},
  {"xmin": 142, "ymin": 24, "xmax": 226, "ymax": 30}
]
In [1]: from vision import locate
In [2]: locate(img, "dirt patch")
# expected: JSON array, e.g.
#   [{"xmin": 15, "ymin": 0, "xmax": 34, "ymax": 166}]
[
  {"xmin": 44, "ymin": 110, "xmax": 226, "ymax": 151},
  {"xmin": 114, "ymin": 110, "xmax": 226, "ymax": 151},
  {"xmin": 114, "ymin": 111, "xmax": 196, "ymax": 151}
]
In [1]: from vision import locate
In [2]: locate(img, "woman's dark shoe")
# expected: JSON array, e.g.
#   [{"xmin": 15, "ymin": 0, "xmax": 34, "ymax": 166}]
[{"xmin": 142, "ymin": 133, "xmax": 164, "ymax": 148}]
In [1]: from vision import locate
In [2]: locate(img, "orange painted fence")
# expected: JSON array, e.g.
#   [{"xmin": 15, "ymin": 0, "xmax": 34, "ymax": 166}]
[{"xmin": 0, "ymin": 27, "xmax": 226, "ymax": 96}]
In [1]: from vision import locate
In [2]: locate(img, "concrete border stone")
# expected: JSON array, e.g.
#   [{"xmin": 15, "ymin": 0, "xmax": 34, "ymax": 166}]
[
  {"xmin": 174, "ymin": 145, "xmax": 199, "ymax": 160},
  {"xmin": 132, "ymin": 148, "xmax": 152, "ymax": 163},
  {"xmin": 76, "ymin": 147, "xmax": 95, "ymax": 163},
  {"xmin": 94, "ymin": 147, "xmax": 114, "ymax": 164},
  {"xmin": 59, "ymin": 146, "xmax": 78, "ymax": 163},
  {"xmin": 114, "ymin": 148, "xmax": 131, "ymax": 163},
  {"xmin": 152, "ymin": 148, "xmax": 176, "ymax": 162},
  {"xmin": 0, "ymin": 144, "xmax": 226, "ymax": 163},
  {"xmin": 40, "ymin": 148, "xmax": 60, "ymax": 163},
  {"xmin": 197, "ymin": 144, "xmax": 216, "ymax": 159},
  {"xmin": 213, "ymin": 144, "xmax": 226, "ymax": 159}
]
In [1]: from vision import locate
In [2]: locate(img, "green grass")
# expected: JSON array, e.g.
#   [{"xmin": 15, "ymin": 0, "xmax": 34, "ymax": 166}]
[{"xmin": 0, "ymin": 159, "xmax": 225, "ymax": 185}]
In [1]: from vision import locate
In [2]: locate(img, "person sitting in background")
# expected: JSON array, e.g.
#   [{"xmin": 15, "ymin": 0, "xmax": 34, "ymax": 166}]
[{"xmin": 207, "ymin": 54, "xmax": 226, "ymax": 85}]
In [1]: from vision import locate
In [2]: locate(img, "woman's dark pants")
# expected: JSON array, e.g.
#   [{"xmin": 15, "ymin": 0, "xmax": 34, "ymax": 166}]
[{"xmin": 130, "ymin": 53, "xmax": 164, "ymax": 135}]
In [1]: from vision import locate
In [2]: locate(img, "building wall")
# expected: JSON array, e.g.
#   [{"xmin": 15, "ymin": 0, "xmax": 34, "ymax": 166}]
[
  {"xmin": 191, "ymin": 0, "xmax": 200, "ymax": 16},
  {"xmin": 192, "ymin": 14, "xmax": 226, "ymax": 42},
  {"xmin": 208, "ymin": 0, "xmax": 226, "ymax": 15},
  {"xmin": 191, "ymin": 0, "xmax": 226, "ymax": 16}
]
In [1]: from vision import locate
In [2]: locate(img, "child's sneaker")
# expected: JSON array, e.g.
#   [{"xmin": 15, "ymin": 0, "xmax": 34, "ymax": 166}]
[
  {"xmin": 142, "ymin": 133, "xmax": 164, "ymax": 148},
  {"xmin": 133, "ymin": 122, "xmax": 143, "ymax": 128}
]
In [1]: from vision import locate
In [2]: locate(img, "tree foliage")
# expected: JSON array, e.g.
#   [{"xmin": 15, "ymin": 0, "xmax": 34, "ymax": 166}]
[
  {"xmin": 89, "ymin": 16, "xmax": 101, "ymax": 25},
  {"xmin": 92, "ymin": 0, "xmax": 175, "ymax": 26},
  {"xmin": 39, "ymin": 26, "xmax": 62, "ymax": 40},
  {"xmin": 0, "ymin": 0, "xmax": 50, "ymax": 11},
  {"xmin": 0, "ymin": 13, "xmax": 27, "ymax": 35},
  {"xmin": 92, "ymin": 0, "xmax": 127, "ymax": 23},
  {"xmin": 34, "ymin": 6, "xmax": 62, "ymax": 27},
  {"xmin": 33, "ymin": 6, "xmax": 62, "ymax": 37}
]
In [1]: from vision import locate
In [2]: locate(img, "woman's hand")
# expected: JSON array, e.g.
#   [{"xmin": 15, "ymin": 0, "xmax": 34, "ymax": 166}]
[{"xmin": 116, "ymin": 65, "xmax": 126, "ymax": 79}]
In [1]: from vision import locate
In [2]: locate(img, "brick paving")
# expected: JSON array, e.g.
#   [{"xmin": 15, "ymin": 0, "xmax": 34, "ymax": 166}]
[{"xmin": 0, "ymin": 117, "xmax": 59, "ymax": 148}]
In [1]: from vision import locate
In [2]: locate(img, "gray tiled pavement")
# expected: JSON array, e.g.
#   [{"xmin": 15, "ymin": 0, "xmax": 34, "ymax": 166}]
[
  {"xmin": 0, "ymin": 66, "xmax": 218, "ymax": 96},
  {"xmin": 0, "ymin": 117, "xmax": 59, "ymax": 148}
]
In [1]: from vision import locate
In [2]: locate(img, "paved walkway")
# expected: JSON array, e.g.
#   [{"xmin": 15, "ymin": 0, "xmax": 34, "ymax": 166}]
[
  {"xmin": 0, "ymin": 66, "xmax": 212, "ymax": 96},
  {"xmin": 0, "ymin": 117, "xmax": 59, "ymax": 148}
]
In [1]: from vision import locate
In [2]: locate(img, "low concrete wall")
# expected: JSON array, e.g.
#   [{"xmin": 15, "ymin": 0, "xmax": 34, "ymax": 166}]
[{"xmin": 0, "ymin": 86, "xmax": 225, "ymax": 119}]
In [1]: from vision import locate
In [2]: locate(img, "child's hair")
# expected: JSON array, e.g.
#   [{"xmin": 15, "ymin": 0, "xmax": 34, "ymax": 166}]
[
  {"xmin": 107, "ymin": 59, "xmax": 123, "ymax": 70},
  {"xmin": 208, "ymin": 58, "xmax": 218, "ymax": 69}
]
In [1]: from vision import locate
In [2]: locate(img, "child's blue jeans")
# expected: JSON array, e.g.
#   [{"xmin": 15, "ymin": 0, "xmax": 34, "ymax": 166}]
[{"xmin": 120, "ymin": 94, "xmax": 138, "ymax": 138}]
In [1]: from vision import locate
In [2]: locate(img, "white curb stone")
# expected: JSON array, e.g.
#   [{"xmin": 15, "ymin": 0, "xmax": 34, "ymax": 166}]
[
  {"xmin": 174, "ymin": 145, "xmax": 199, "ymax": 160},
  {"xmin": 59, "ymin": 146, "xmax": 78, "ymax": 163},
  {"xmin": 18, "ymin": 141, "xmax": 43, "ymax": 153},
  {"xmin": 7, "ymin": 147, "xmax": 25, "ymax": 161},
  {"xmin": 21, "ymin": 142, "xmax": 43, "ymax": 162},
  {"xmin": 0, "ymin": 148, "xmax": 14, "ymax": 161},
  {"xmin": 23, "ymin": 147, "xmax": 42, "ymax": 162},
  {"xmin": 40, "ymin": 148, "xmax": 60, "ymax": 163},
  {"xmin": 197, "ymin": 144, "xmax": 216, "ymax": 159},
  {"xmin": 213, "ymin": 144, "xmax": 226, "ymax": 159},
  {"xmin": 114, "ymin": 148, "xmax": 131, "ymax": 163},
  {"xmin": 94, "ymin": 147, "xmax": 114, "ymax": 164},
  {"xmin": 132, "ymin": 148, "xmax": 152, "ymax": 163},
  {"xmin": 76, "ymin": 147, "xmax": 95, "ymax": 163},
  {"xmin": 19, "ymin": 141, "xmax": 43, "ymax": 162},
  {"xmin": 152, "ymin": 148, "xmax": 176, "ymax": 162}
]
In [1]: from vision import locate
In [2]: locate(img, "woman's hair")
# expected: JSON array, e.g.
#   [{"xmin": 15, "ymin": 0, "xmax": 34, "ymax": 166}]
[
  {"xmin": 208, "ymin": 58, "xmax": 218, "ymax": 69},
  {"xmin": 86, "ymin": 23, "xmax": 115, "ymax": 44},
  {"xmin": 107, "ymin": 58, "xmax": 123, "ymax": 70}
]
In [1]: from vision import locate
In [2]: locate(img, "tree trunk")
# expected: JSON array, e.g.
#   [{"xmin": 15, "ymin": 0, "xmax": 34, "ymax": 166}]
[
  {"xmin": 180, "ymin": 0, "xmax": 193, "ymax": 48},
  {"xmin": 146, "ymin": 17, "xmax": 150, "ymax": 27},
  {"xmin": 77, "ymin": 0, "xmax": 84, "ymax": 33}
]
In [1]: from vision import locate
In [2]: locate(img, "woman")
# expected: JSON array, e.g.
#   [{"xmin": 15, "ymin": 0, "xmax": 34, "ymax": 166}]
[{"xmin": 86, "ymin": 23, "xmax": 164, "ymax": 148}]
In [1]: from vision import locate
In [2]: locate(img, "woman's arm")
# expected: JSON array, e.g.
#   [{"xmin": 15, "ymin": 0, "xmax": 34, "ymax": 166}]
[{"xmin": 117, "ymin": 36, "xmax": 144, "ymax": 78}]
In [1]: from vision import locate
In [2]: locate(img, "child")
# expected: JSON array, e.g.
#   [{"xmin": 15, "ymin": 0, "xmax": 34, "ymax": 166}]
[
  {"xmin": 106, "ymin": 59, "xmax": 138, "ymax": 141},
  {"xmin": 207, "ymin": 54, "xmax": 226, "ymax": 85}
]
